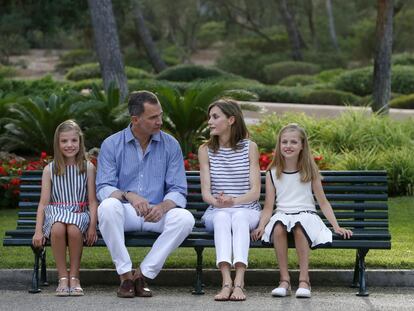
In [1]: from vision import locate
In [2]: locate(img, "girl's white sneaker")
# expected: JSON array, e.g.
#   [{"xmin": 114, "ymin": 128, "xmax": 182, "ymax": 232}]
[{"xmin": 271, "ymin": 280, "xmax": 291, "ymax": 297}]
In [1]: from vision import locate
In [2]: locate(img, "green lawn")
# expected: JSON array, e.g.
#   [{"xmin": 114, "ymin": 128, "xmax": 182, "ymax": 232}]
[{"xmin": 1, "ymin": 197, "xmax": 413, "ymax": 269}]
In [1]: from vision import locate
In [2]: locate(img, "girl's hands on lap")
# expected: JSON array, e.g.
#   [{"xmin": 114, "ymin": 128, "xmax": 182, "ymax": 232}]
[
  {"xmin": 251, "ymin": 226, "xmax": 264, "ymax": 241},
  {"xmin": 32, "ymin": 232, "xmax": 45, "ymax": 248},
  {"xmin": 334, "ymin": 226, "xmax": 353, "ymax": 239},
  {"xmin": 85, "ymin": 227, "xmax": 98, "ymax": 246}
]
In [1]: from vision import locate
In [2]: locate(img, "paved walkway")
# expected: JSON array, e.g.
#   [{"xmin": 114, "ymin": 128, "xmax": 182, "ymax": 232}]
[
  {"xmin": 242, "ymin": 102, "xmax": 414, "ymax": 124},
  {"xmin": 1, "ymin": 286, "xmax": 413, "ymax": 311}
]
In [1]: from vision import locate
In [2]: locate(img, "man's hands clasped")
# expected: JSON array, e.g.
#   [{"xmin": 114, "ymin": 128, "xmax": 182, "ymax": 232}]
[{"xmin": 126, "ymin": 192, "xmax": 165, "ymax": 223}]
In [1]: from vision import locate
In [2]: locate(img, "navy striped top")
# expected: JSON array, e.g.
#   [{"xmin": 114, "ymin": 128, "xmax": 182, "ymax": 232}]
[{"xmin": 206, "ymin": 139, "xmax": 261, "ymax": 212}]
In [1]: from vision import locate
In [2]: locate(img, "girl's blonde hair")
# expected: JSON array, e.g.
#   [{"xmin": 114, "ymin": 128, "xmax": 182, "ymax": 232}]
[
  {"xmin": 53, "ymin": 120, "xmax": 86, "ymax": 175},
  {"xmin": 268, "ymin": 123, "xmax": 320, "ymax": 182},
  {"xmin": 204, "ymin": 98, "xmax": 248, "ymax": 152}
]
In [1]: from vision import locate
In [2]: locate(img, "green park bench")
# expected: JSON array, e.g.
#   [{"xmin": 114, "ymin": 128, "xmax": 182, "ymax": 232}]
[{"xmin": 3, "ymin": 170, "xmax": 391, "ymax": 296}]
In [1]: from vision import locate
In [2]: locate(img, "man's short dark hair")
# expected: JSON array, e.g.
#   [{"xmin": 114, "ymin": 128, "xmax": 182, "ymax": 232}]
[{"xmin": 128, "ymin": 91, "xmax": 159, "ymax": 116}]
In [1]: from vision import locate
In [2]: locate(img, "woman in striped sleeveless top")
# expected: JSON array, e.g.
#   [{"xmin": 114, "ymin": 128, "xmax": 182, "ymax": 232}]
[
  {"xmin": 32, "ymin": 120, "xmax": 98, "ymax": 297},
  {"xmin": 199, "ymin": 99, "xmax": 261, "ymax": 301}
]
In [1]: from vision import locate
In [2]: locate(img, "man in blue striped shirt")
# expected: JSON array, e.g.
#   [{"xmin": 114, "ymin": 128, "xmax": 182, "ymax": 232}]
[{"xmin": 96, "ymin": 91, "xmax": 195, "ymax": 298}]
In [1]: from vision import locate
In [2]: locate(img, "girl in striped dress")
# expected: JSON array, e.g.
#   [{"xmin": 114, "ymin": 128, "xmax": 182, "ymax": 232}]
[
  {"xmin": 251, "ymin": 124, "xmax": 352, "ymax": 298},
  {"xmin": 199, "ymin": 99, "xmax": 261, "ymax": 301},
  {"xmin": 32, "ymin": 120, "xmax": 98, "ymax": 296}
]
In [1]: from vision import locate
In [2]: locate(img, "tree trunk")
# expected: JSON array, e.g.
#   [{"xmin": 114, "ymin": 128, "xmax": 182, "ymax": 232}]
[
  {"xmin": 87, "ymin": 0, "xmax": 128, "ymax": 100},
  {"xmin": 326, "ymin": 0, "xmax": 340, "ymax": 52},
  {"xmin": 306, "ymin": 0, "xmax": 319, "ymax": 49},
  {"xmin": 131, "ymin": 0, "xmax": 167, "ymax": 73},
  {"xmin": 276, "ymin": 0, "xmax": 303, "ymax": 61},
  {"xmin": 372, "ymin": 0, "xmax": 393, "ymax": 114}
]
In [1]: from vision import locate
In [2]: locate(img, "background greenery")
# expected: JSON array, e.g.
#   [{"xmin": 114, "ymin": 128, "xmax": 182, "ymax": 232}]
[{"xmin": 1, "ymin": 197, "xmax": 412, "ymax": 269}]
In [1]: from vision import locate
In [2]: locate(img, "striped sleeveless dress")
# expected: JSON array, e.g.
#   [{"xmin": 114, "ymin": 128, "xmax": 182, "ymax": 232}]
[
  {"xmin": 202, "ymin": 139, "xmax": 261, "ymax": 221},
  {"xmin": 42, "ymin": 162, "xmax": 90, "ymax": 238}
]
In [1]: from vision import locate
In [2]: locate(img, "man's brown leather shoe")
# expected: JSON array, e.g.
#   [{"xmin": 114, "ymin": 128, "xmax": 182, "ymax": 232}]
[
  {"xmin": 134, "ymin": 275, "xmax": 152, "ymax": 297},
  {"xmin": 117, "ymin": 279, "xmax": 135, "ymax": 298}
]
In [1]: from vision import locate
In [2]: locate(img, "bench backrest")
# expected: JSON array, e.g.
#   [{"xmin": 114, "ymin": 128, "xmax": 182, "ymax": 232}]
[{"xmin": 17, "ymin": 170, "xmax": 388, "ymax": 233}]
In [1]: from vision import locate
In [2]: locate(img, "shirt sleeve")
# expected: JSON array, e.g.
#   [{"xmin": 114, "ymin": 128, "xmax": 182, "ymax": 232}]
[
  {"xmin": 96, "ymin": 138, "xmax": 120, "ymax": 201},
  {"xmin": 163, "ymin": 139, "xmax": 187, "ymax": 208}
]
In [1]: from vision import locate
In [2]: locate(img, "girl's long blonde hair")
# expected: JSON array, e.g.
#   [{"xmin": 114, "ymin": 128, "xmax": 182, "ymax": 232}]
[
  {"xmin": 204, "ymin": 98, "xmax": 248, "ymax": 152},
  {"xmin": 53, "ymin": 120, "xmax": 86, "ymax": 176},
  {"xmin": 268, "ymin": 123, "xmax": 320, "ymax": 182}
]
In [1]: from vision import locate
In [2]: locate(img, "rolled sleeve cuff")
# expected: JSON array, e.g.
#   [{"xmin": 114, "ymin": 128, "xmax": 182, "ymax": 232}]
[
  {"xmin": 97, "ymin": 186, "xmax": 119, "ymax": 202},
  {"xmin": 164, "ymin": 192, "xmax": 187, "ymax": 208}
]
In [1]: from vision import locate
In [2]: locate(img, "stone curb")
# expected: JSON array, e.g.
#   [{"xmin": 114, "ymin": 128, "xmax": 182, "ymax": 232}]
[{"xmin": 1, "ymin": 269, "xmax": 413, "ymax": 289}]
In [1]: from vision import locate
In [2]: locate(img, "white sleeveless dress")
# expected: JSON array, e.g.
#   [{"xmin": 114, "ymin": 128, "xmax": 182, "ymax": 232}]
[{"xmin": 262, "ymin": 169, "xmax": 332, "ymax": 248}]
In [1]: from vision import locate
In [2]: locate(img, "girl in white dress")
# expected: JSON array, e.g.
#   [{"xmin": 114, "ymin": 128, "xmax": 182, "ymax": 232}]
[
  {"xmin": 199, "ymin": 99, "xmax": 261, "ymax": 301},
  {"xmin": 251, "ymin": 123, "xmax": 352, "ymax": 298}
]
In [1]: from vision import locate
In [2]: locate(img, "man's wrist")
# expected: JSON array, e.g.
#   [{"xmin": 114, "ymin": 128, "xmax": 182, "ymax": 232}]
[{"xmin": 122, "ymin": 191, "xmax": 131, "ymax": 201}]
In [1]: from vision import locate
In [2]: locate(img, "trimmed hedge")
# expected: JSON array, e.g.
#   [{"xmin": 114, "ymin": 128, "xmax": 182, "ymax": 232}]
[
  {"xmin": 216, "ymin": 49, "xmax": 286, "ymax": 81},
  {"xmin": 392, "ymin": 52, "xmax": 414, "ymax": 66},
  {"xmin": 278, "ymin": 74, "xmax": 318, "ymax": 87},
  {"xmin": 156, "ymin": 64, "xmax": 233, "ymax": 82},
  {"xmin": 65, "ymin": 63, "xmax": 153, "ymax": 81},
  {"xmin": 263, "ymin": 61, "xmax": 320, "ymax": 84},
  {"xmin": 316, "ymin": 68, "xmax": 345, "ymax": 83},
  {"xmin": 335, "ymin": 65, "xmax": 414, "ymax": 96},
  {"xmin": 303, "ymin": 89, "xmax": 360, "ymax": 106},
  {"xmin": 390, "ymin": 94, "xmax": 414, "ymax": 109}
]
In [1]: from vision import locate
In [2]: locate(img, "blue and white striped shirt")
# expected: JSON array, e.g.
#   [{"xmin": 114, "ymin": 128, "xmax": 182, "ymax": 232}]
[{"xmin": 96, "ymin": 125, "xmax": 187, "ymax": 208}]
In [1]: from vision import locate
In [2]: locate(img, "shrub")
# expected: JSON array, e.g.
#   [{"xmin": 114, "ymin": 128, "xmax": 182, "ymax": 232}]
[
  {"xmin": 0, "ymin": 76, "xmax": 69, "ymax": 98},
  {"xmin": 303, "ymin": 51, "xmax": 348, "ymax": 69},
  {"xmin": 156, "ymin": 64, "xmax": 232, "ymax": 82},
  {"xmin": 216, "ymin": 49, "xmax": 285, "ymax": 81},
  {"xmin": 234, "ymin": 34, "xmax": 289, "ymax": 54},
  {"xmin": 333, "ymin": 67, "xmax": 372, "ymax": 96},
  {"xmin": 57, "ymin": 49, "xmax": 96, "ymax": 70},
  {"xmin": 303, "ymin": 89, "xmax": 360, "ymax": 106},
  {"xmin": 263, "ymin": 61, "xmax": 320, "ymax": 84},
  {"xmin": 65, "ymin": 63, "xmax": 152, "ymax": 81},
  {"xmin": 316, "ymin": 68, "xmax": 345, "ymax": 83},
  {"xmin": 391, "ymin": 65, "xmax": 414, "ymax": 94},
  {"xmin": 390, "ymin": 94, "xmax": 414, "ymax": 109},
  {"xmin": 245, "ymin": 85, "xmax": 308, "ymax": 103},
  {"xmin": 278, "ymin": 75, "xmax": 318, "ymax": 87},
  {"xmin": 392, "ymin": 53, "xmax": 414, "ymax": 66},
  {"xmin": 335, "ymin": 65, "xmax": 414, "ymax": 96},
  {"xmin": 0, "ymin": 65, "xmax": 16, "ymax": 79}
]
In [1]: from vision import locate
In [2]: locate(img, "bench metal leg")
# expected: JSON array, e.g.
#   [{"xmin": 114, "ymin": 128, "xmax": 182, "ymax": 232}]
[
  {"xmin": 192, "ymin": 246, "xmax": 205, "ymax": 295},
  {"xmin": 356, "ymin": 248, "xmax": 369, "ymax": 296},
  {"xmin": 351, "ymin": 251, "xmax": 359, "ymax": 288},
  {"xmin": 29, "ymin": 246, "xmax": 42, "ymax": 293},
  {"xmin": 40, "ymin": 248, "xmax": 49, "ymax": 286}
]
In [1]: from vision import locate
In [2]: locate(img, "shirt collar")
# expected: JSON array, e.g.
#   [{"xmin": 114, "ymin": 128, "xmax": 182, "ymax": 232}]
[{"xmin": 124, "ymin": 124, "xmax": 161, "ymax": 143}]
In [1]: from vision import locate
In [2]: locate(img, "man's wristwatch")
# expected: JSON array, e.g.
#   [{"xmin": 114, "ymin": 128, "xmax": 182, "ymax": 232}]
[{"xmin": 122, "ymin": 191, "xmax": 131, "ymax": 201}]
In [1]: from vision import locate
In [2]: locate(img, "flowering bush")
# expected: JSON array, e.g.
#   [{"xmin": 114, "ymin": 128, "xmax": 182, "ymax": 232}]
[
  {"xmin": 0, "ymin": 152, "xmax": 50, "ymax": 209},
  {"xmin": 184, "ymin": 152, "xmax": 199, "ymax": 171}
]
